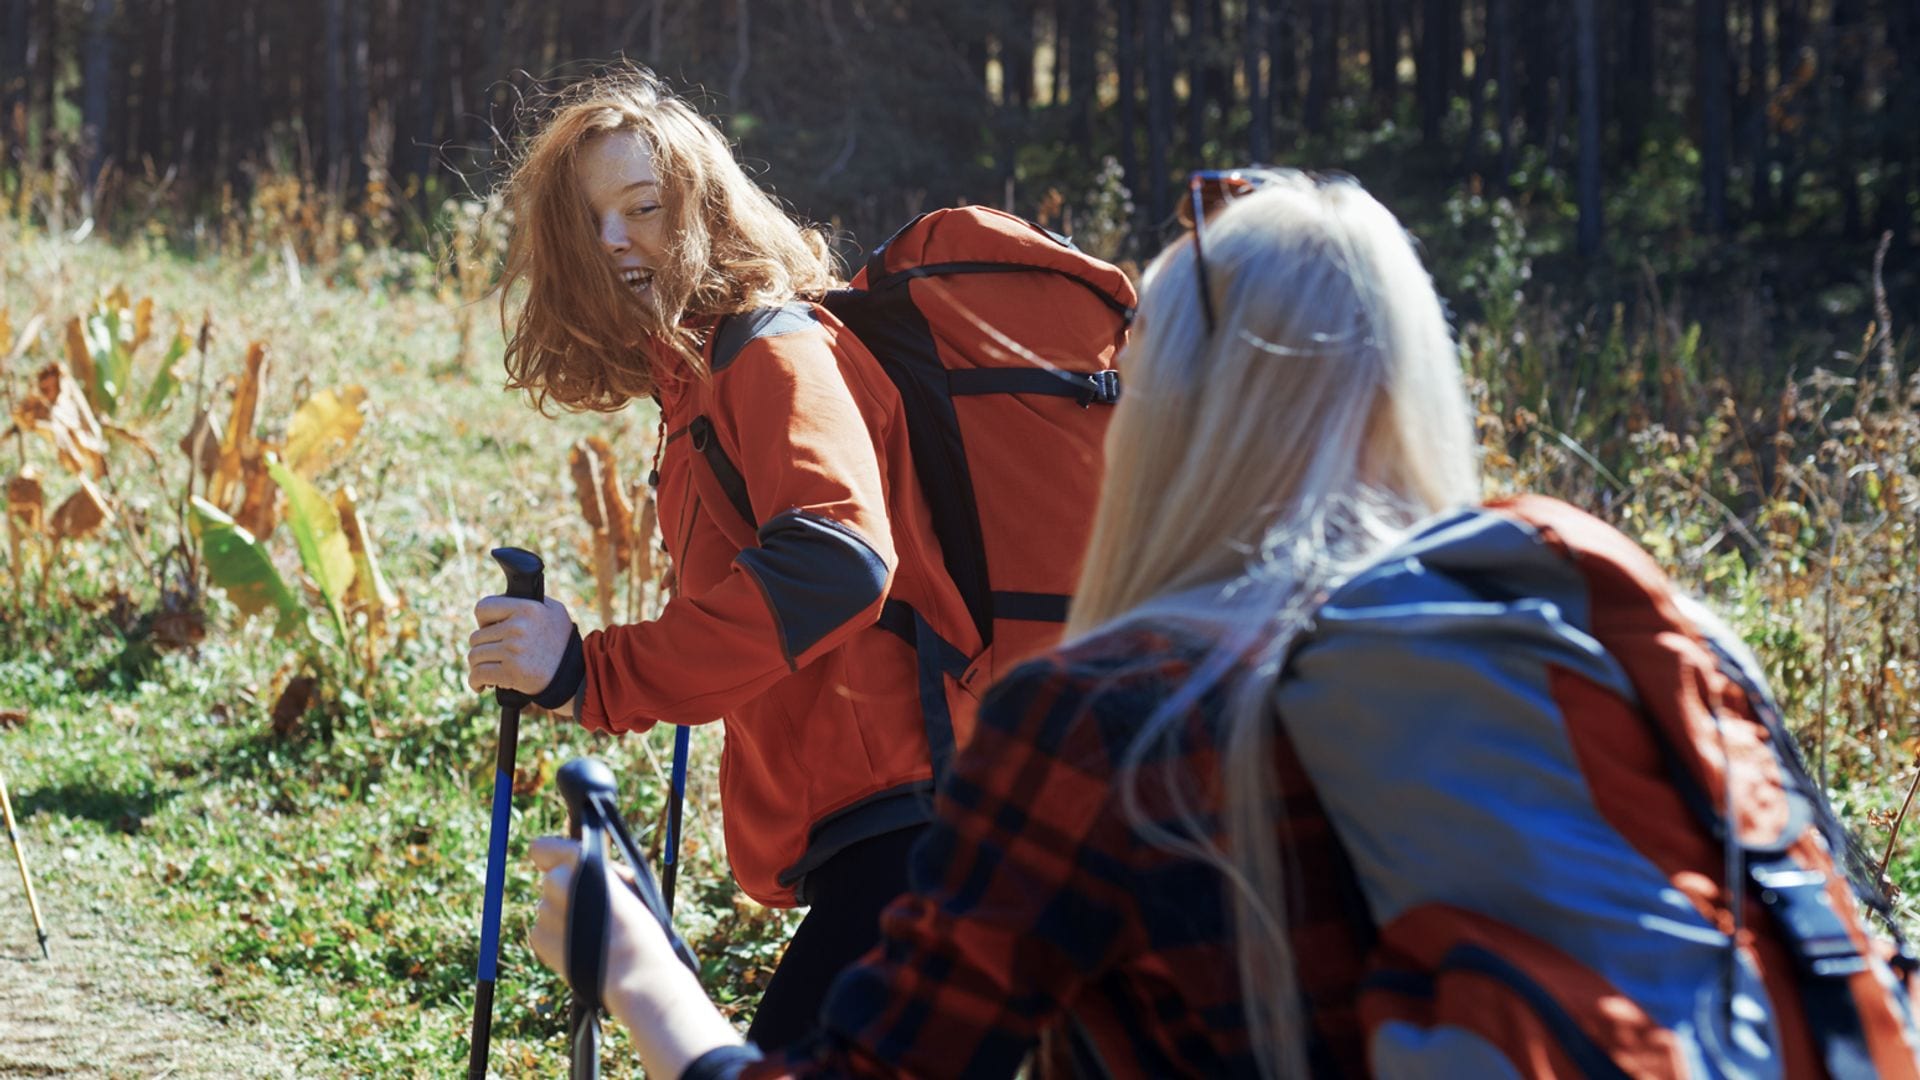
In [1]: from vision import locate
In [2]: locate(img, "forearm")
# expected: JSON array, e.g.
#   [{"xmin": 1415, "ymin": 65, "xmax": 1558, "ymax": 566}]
[{"xmin": 605, "ymin": 954, "xmax": 745, "ymax": 1079}]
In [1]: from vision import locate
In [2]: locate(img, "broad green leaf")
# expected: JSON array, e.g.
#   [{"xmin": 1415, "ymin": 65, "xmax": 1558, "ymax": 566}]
[
  {"xmin": 140, "ymin": 328, "xmax": 191, "ymax": 417},
  {"xmin": 80, "ymin": 304, "xmax": 134, "ymax": 417},
  {"xmin": 189, "ymin": 496, "xmax": 304, "ymax": 634},
  {"xmin": 284, "ymin": 385, "xmax": 368, "ymax": 476},
  {"xmin": 268, "ymin": 455, "xmax": 356, "ymax": 641}
]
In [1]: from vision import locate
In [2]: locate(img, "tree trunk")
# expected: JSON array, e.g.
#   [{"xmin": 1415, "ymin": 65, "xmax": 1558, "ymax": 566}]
[
  {"xmin": 1575, "ymin": 0, "xmax": 1601, "ymax": 255},
  {"xmin": 1305, "ymin": 0, "xmax": 1333, "ymax": 134},
  {"xmin": 1520, "ymin": 0, "xmax": 1551, "ymax": 147},
  {"xmin": 1624, "ymin": 0, "xmax": 1655, "ymax": 158},
  {"xmin": 134, "ymin": 0, "xmax": 169, "ymax": 166},
  {"xmin": 1698, "ymin": 0, "xmax": 1730, "ymax": 233},
  {"xmin": 1464, "ymin": 5, "xmax": 1490, "ymax": 176},
  {"xmin": 1118, "ymin": 0, "xmax": 1141, "ymax": 234},
  {"xmin": 1146, "ymin": 0, "xmax": 1172, "ymax": 227},
  {"xmin": 347, "ymin": 0, "xmax": 368, "ymax": 189},
  {"xmin": 2, "ymin": 0, "xmax": 26, "ymax": 169},
  {"xmin": 1049, "ymin": 0, "xmax": 1067, "ymax": 107},
  {"xmin": 1368, "ymin": 0, "xmax": 1398, "ymax": 107},
  {"xmin": 1745, "ymin": 0, "xmax": 1769, "ymax": 220},
  {"xmin": 409, "ymin": 0, "xmax": 442, "ymax": 184},
  {"xmin": 1417, "ymin": 0, "xmax": 1446, "ymax": 143},
  {"xmin": 1270, "ymin": 0, "xmax": 1296, "ymax": 122},
  {"xmin": 1186, "ymin": 0, "xmax": 1208, "ymax": 161},
  {"xmin": 997, "ymin": 0, "xmax": 1033, "ymax": 195},
  {"xmin": 1830, "ymin": 0, "xmax": 1863, "ymax": 236},
  {"xmin": 1891, "ymin": 0, "xmax": 1920, "ymax": 246},
  {"xmin": 323, "ymin": 0, "xmax": 345, "ymax": 188},
  {"xmin": 234, "ymin": 0, "xmax": 260, "ymax": 187},
  {"xmin": 1246, "ymin": 0, "xmax": 1270, "ymax": 162},
  {"xmin": 1003, "ymin": 2, "xmax": 1034, "ymax": 110},
  {"xmin": 82, "ymin": 0, "xmax": 114, "ymax": 188},
  {"xmin": 727, "ymin": 0, "xmax": 751, "ymax": 114},
  {"xmin": 1206, "ymin": 0, "xmax": 1231, "ymax": 123},
  {"xmin": 1775, "ymin": 0, "xmax": 1806, "ymax": 216},
  {"xmin": 1490, "ymin": 0, "xmax": 1514, "ymax": 184},
  {"xmin": 1067, "ymin": 0, "xmax": 1095, "ymax": 145}
]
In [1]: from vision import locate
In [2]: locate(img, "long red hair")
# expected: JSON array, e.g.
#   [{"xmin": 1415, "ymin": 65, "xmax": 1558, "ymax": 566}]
[{"xmin": 497, "ymin": 66, "xmax": 841, "ymax": 412}]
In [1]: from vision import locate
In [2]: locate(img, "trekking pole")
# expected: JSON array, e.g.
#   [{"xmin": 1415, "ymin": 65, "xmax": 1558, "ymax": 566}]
[
  {"xmin": 663, "ymin": 725, "xmax": 690, "ymax": 912},
  {"xmin": 0, "ymin": 769, "xmax": 50, "ymax": 960},
  {"xmin": 557, "ymin": 758, "xmax": 698, "ymax": 1080},
  {"xmin": 467, "ymin": 547, "xmax": 544, "ymax": 1080}
]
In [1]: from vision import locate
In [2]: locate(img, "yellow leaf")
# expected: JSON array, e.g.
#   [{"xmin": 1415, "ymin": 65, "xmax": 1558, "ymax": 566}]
[
  {"xmin": 6, "ymin": 467, "xmax": 44, "ymax": 533},
  {"xmin": 234, "ymin": 455, "xmax": 280, "ymax": 541},
  {"xmin": 102, "ymin": 421, "xmax": 162, "ymax": 467},
  {"xmin": 17, "ymin": 363, "xmax": 108, "ymax": 477},
  {"xmin": 568, "ymin": 436, "xmax": 633, "ymax": 564},
  {"xmin": 569, "ymin": 441, "xmax": 610, "ymax": 533},
  {"xmin": 211, "ymin": 341, "xmax": 268, "ymax": 508},
  {"xmin": 633, "ymin": 484, "xmax": 658, "ymax": 591},
  {"xmin": 132, "ymin": 297, "xmax": 154, "ymax": 352},
  {"xmin": 335, "ymin": 485, "xmax": 399, "ymax": 647},
  {"xmin": 63, "ymin": 317, "xmax": 98, "ymax": 411},
  {"xmin": 49, "ymin": 476, "xmax": 113, "ymax": 540},
  {"xmin": 285, "ymin": 385, "xmax": 367, "ymax": 477},
  {"xmin": 178, "ymin": 406, "xmax": 225, "ymax": 480}
]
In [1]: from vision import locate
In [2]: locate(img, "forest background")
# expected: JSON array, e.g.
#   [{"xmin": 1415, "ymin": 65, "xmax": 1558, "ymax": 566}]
[{"xmin": 2, "ymin": 0, "xmax": 1919, "ymax": 1075}]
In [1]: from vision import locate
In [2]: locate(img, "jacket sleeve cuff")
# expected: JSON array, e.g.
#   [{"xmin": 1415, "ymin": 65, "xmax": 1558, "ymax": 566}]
[
  {"xmin": 679, "ymin": 1044, "xmax": 764, "ymax": 1080},
  {"xmin": 534, "ymin": 625, "xmax": 586, "ymax": 710}
]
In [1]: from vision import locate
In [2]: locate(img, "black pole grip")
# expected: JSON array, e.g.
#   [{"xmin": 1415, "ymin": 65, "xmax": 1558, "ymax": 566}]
[
  {"xmin": 492, "ymin": 546, "xmax": 546, "ymax": 602},
  {"xmin": 490, "ymin": 547, "xmax": 545, "ymax": 710},
  {"xmin": 555, "ymin": 759, "xmax": 699, "ymax": 973},
  {"xmin": 558, "ymin": 758, "xmax": 618, "ymax": 839}
]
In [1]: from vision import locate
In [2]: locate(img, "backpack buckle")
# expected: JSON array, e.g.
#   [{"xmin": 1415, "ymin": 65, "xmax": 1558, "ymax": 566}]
[
  {"xmin": 1751, "ymin": 861, "xmax": 1869, "ymax": 978},
  {"xmin": 1078, "ymin": 370, "xmax": 1121, "ymax": 407}
]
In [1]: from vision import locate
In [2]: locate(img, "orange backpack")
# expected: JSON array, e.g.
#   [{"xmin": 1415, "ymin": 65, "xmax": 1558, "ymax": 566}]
[
  {"xmin": 706, "ymin": 207, "xmax": 1135, "ymax": 768},
  {"xmin": 823, "ymin": 207, "xmax": 1135, "ymax": 675}
]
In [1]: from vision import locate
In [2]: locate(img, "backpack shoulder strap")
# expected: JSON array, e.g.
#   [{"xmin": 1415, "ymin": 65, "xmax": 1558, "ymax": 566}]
[{"xmin": 710, "ymin": 301, "xmax": 818, "ymax": 373}]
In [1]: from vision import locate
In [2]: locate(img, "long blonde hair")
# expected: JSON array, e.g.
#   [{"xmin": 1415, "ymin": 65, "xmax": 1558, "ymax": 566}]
[
  {"xmin": 1065, "ymin": 174, "xmax": 1479, "ymax": 1077},
  {"xmin": 497, "ymin": 66, "xmax": 841, "ymax": 413}
]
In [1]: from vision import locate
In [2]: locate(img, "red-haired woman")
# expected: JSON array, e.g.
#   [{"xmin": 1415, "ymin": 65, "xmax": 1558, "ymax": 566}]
[{"xmin": 462, "ymin": 67, "xmax": 980, "ymax": 1049}]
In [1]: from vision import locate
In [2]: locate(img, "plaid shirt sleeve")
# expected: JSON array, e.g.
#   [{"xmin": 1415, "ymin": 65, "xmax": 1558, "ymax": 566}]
[{"xmin": 740, "ymin": 644, "xmax": 1161, "ymax": 1079}]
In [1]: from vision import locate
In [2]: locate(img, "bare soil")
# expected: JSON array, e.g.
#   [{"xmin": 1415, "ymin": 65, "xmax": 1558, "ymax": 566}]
[{"xmin": 0, "ymin": 831, "xmax": 301, "ymax": 1079}]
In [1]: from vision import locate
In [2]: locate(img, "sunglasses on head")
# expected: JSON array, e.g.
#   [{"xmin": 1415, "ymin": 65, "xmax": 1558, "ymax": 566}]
[
  {"xmin": 1179, "ymin": 169, "xmax": 1273, "ymax": 337},
  {"xmin": 1179, "ymin": 168, "xmax": 1363, "ymax": 337}
]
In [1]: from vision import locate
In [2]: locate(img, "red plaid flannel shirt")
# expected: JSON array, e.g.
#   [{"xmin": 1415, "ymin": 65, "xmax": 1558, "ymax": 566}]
[{"xmin": 728, "ymin": 620, "xmax": 1373, "ymax": 1079}]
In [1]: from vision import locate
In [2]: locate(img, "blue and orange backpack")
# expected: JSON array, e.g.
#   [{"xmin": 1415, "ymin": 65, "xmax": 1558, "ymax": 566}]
[{"xmin": 1278, "ymin": 495, "xmax": 1920, "ymax": 1077}]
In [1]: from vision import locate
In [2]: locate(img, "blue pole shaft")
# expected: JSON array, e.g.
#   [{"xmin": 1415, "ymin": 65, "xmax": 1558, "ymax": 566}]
[
  {"xmin": 664, "ymin": 724, "xmax": 690, "ymax": 913},
  {"xmin": 468, "ymin": 704, "xmax": 522, "ymax": 1079},
  {"xmin": 469, "ymin": 547, "xmax": 543, "ymax": 1079}
]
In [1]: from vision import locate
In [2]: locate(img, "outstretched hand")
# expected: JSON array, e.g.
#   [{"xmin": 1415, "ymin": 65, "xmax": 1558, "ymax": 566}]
[
  {"xmin": 528, "ymin": 836, "xmax": 741, "ymax": 1076},
  {"xmin": 468, "ymin": 596, "xmax": 575, "ymax": 702}
]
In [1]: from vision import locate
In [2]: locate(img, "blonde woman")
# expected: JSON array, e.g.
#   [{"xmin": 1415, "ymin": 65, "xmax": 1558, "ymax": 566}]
[
  {"xmin": 464, "ymin": 67, "xmax": 980, "ymax": 1049},
  {"xmin": 524, "ymin": 171, "xmax": 1920, "ymax": 1078}
]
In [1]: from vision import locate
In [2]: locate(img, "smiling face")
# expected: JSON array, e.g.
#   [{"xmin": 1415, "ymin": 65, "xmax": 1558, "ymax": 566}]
[{"xmin": 574, "ymin": 130, "xmax": 667, "ymax": 303}]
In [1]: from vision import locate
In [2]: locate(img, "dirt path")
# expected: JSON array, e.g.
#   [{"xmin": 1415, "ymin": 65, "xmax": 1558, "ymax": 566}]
[{"xmin": 0, "ymin": 832, "xmax": 302, "ymax": 1079}]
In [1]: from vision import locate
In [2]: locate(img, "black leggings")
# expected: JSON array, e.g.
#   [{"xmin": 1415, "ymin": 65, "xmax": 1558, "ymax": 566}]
[{"xmin": 745, "ymin": 825, "xmax": 927, "ymax": 1052}]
